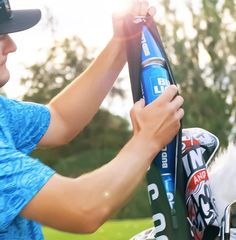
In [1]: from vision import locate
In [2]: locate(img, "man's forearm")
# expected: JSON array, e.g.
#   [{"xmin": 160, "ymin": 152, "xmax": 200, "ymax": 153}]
[
  {"xmin": 21, "ymin": 134, "xmax": 158, "ymax": 233},
  {"xmin": 69, "ymin": 134, "xmax": 157, "ymax": 232},
  {"xmin": 48, "ymin": 38, "xmax": 126, "ymax": 142}
]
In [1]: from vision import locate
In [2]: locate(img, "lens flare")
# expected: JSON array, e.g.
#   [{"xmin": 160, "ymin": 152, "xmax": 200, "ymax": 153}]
[{"xmin": 108, "ymin": 0, "xmax": 133, "ymax": 16}]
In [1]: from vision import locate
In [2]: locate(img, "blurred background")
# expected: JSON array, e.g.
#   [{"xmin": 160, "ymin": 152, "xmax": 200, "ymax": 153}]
[{"xmin": 4, "ymin": 0, "xmax": 236, "ymax": 239}]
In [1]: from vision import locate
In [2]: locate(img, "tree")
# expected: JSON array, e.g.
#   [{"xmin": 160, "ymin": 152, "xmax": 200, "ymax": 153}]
[
  {"xmin": 155, "ymin": 0, "xmax": 236, "ymax": 147},
  {"xmin": 32, "ymin": 108, "xmax": 131, "ymax": 169},
  {"xmin": 21, "ymin": 36, "xmax": 92, "ymax": 103},
  {"xmin": 19, "ymin": 1, "xmax": 236, "ymax": 218},
  {"xmin": 21, "ymin": 36, "xmax": 125, "ymax": 104}
]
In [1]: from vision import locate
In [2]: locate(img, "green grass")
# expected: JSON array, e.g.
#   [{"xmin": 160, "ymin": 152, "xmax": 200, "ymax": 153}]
[{"xmin": 43, "ymin": 218, "xmax": 153, "ymax": 240}]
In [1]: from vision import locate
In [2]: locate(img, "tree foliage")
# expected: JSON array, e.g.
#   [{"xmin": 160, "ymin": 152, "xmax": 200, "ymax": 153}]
[
  {"xmin": 19, "ymin": 0, "xmax": 236, "ymax": 218},
  {"xmin": 155, "ymin": 0, "xmax": 236, "ymax": 147},
  {"xmin": 21, "ymin": 36, "xmax": 125, "ymax": 104},
  {"xmin": 32, "ymin": 108, "xmax": 131, "ymax": 169},
  {"xmin": 21, "ymin": 36, "xmax": 92, "ymax": 103}
]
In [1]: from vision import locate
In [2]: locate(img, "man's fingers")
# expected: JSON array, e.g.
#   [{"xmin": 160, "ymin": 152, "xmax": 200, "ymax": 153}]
[
  {"xmin": 171, "ymin": 95, "xmax": 184, "ymax": 110},
  {"xmin": 133, "ymin": 98, "xmax": 145, "ymax": 109},
  {"xmin": 130, "ymin": 98, "xmax": 145, "ymax": 119},
  {"xmin": 176, "ymin": 108, "xmax": 185, "ymax": 120},
  {"xmin": 131, "ymin": 0, "xmax": 149, "ymax": 17},
  {"xmin": 139, "ymin": 1, "xmax": 149, "ymax": 16},
  {"xmin": 147, "ymin": 6, "xmax": 156, "ymax": 17},
  {"xmin": 154, "ymin": 85, "xmax": 179, "ymax": 104},
  {"xmin": 130, "ymin": 98, "xmax": 145, "ymax": 133}
]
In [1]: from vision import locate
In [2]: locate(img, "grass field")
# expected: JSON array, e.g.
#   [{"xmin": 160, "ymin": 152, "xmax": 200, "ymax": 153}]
[{"xmin": 43, "ymin": 218, "xmax": 153, "ymax": 240}]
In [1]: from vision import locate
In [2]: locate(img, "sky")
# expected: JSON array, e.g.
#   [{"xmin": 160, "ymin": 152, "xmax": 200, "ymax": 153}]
[
  {"xmin": 4, "ymin": 0, "xmax": 186, "ymax": 117},
  {"xmin": 5, "ymin": 0, "xmax": 117, "ymax": 96}
]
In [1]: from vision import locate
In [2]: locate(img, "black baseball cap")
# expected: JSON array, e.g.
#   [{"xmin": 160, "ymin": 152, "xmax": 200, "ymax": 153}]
[{"xmin": 0, "ymin": 0, "xmax": 41, "ymax": 34}]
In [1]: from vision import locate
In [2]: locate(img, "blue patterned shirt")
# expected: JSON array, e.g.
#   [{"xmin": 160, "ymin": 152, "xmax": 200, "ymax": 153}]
[{"xmin": 0, "ymin": 96, "xmax": 55, "ymax": 239}]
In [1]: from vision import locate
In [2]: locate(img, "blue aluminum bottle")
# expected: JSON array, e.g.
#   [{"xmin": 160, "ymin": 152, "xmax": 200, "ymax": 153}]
[{"xmin": 141, "ymin": 25, "xmax": 176, "ymax": 213}]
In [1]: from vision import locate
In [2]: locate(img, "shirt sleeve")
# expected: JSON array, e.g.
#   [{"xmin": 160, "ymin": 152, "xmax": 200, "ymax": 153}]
[
  {"xmin": 0, "ymin": 148, "xmax": 55, "ymax": 231},
  {"xmin": 4, "ymin": 98, "xmax": 51, "ymax": 154}
]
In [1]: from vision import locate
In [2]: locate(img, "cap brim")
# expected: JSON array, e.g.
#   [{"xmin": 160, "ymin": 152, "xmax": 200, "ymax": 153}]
[{"xmin": 0, "ymin": 9, "xmax": 41, "ymax": 34}]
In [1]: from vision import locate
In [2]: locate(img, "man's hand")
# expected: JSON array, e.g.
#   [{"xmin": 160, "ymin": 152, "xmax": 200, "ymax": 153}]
[
  {"xmin": 112, "ymin": 0, "xmax": 156, "ymax": 41},
  {"xmin": 130, "ymin": 85, "xmax": 184, "ymax": 157}
]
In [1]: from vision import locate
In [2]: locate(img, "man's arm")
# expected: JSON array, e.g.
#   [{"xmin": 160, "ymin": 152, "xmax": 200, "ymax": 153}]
[
  {"xmin": 21, "ymin": 136, "xmax": 155, "ymax": 233},
  {"xmin": 20, "ymin": 86, "xmax": 184, "ymax": 233},
  {"xmin": 38, "ymin": 1, "xmax": 155, "ymax": 148},
  {"xmin": 38, "ymin": 38, "xmax": 126, "ymax": 147}
]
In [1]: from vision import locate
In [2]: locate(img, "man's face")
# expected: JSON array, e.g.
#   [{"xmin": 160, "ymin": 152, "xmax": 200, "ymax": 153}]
[{"xmin": 0, "ymin": 34, "xmax": 16, "ymax": 87}]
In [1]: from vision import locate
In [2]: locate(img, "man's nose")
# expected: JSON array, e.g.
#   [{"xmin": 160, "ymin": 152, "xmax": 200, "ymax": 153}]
[{"xmin": 3, "ymin": 34, "xmax": 17, "ymax": 55}]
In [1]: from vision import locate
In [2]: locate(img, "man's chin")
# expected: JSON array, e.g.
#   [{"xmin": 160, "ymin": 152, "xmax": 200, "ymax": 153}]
[{"xmin": 0, "ymin": 78, "xmax": 9, "ymax": 88}]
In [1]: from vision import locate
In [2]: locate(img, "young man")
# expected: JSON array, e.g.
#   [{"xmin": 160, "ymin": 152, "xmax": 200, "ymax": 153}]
[{"xmin": 0, "ymin": 0, "xmax": 184, "ymax": 239}]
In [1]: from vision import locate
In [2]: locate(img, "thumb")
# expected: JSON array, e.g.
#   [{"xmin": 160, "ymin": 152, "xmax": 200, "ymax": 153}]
[
  {"xmin": 130, "ymin": 98, "xmax": 145, "ymax": 134},
  {"xmin": 134, "ymin": 98, "xmax": 145, "ymax": 109}
]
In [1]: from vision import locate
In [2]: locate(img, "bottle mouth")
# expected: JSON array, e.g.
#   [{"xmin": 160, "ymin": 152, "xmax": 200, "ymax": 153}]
[{"xmin": 142, "ymin": 57, "xmax": 166, "ymax": 68}]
